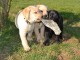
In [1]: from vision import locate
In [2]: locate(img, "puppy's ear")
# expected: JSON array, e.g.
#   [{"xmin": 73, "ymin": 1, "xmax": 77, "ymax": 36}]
[
  {"xmin": 22, "ymin": 7, "xmax": 30, "ymax": 20},
  {"xmin": 37, "ymin": 5, "xmax": 40, "ymax": 9}
]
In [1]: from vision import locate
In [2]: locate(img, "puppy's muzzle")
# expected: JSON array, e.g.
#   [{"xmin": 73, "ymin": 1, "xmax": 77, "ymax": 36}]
[
  {"xmin": 43, "ymin": 12, "xmax": 47, "ymax": 16},
  {"xmin": 36, "ymin": 18, "xmax": 41, "ymax": 22},
  {"xmin": 42, "ymin": 15, "xmax": 48, "ymax": 19},
  {"xmin": 36, "ymin": 14, "xmax": 42, "ymax": 22}
]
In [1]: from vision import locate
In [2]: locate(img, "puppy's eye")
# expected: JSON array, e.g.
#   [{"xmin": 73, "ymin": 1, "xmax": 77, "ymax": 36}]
[
  {"xmin": 40, "ymin": 10, "xmax": 43, "ymax": 12},
  {"xmin": 34, "ymin": 12, "xmax": 37, "ymax": 14},
  {"xmin": 50, "ymin": 14, "xmax": 52, "ymax": 17}
]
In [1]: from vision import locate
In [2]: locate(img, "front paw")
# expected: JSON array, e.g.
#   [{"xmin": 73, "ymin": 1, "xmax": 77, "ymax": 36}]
[
  {"xmin": 24, "ymin": 47, "xmax": 31, "ymax": 52},
  {"xmin": 27, "ymin": 37, "xmax": 33, "ymax": 41},
  {"xmin": 43, "ymin": 41, "xmax": 50, "ymax": 46}
]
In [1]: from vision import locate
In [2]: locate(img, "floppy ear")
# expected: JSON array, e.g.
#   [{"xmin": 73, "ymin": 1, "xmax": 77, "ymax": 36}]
[
  {"xmin": 22, "ymin": 7, "xmax": 30, "ymax": 20},
  {"xmin": 37, "ymin": 5, "xmax": 40, "ymax": 9}
]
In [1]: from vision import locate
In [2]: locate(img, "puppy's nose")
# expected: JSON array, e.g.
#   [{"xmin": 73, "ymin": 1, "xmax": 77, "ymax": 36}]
[
  {"xmin": 37, "ymin": 18, "xmax": 41, "ymax": 20},
  {"xmin": 42, "ymin": 15, "xmax": 48, "ymax": 19},
  {"xmin": 42, "ymin": 16, "xmax": 43, "ymax": 18},
  {"xmin": 44, "ymin": 15, "xmax": 47, "ymax": 17},
  {"xmin": 37, "ymin": 18, "xmax": 40, "ymax": 20}
]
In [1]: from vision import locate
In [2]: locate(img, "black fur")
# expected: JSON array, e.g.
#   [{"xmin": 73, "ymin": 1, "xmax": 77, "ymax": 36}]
[{"xmin": 43, "ymin": 10, "xmax": 63, "ymax": 45}]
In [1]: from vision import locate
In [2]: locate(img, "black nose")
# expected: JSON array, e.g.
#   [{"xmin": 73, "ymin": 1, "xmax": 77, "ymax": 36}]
[
  {"xmin": 44, "ymin": 15, "xmax": 47, "ymax": 17},
  {"xmin": 42, "ymin": 15, "xmax": 48, "ymax": 19},
  {"xmin": 41, "ymin": 14, "xmax": 43, "ymax": 18}
]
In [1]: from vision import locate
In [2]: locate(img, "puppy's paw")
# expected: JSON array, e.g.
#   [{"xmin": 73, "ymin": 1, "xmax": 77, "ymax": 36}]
[
  {"xmin": 24, "ymin": 47, "xmax": 31, "ymax": 52},
  {"xmin": 43, "ymin": 42, "xmax": 50, "ymax": 46},
  {"xmin": 27, "ymin": 37, "xmax": 33, "ymax": 41},
  {"xmin": 43, "ymin": 41, "xmax": 50, "ymax": 46}
]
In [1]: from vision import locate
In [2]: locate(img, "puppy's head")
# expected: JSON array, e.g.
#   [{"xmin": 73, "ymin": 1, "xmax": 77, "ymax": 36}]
[
  {"xmin": 48, "ymin": 10, "xmax": 59, "ymax": 20},
  {"xmin": 37, "ymin": 5, "xmax": 47, "ymax": 16},
  {"xmin": 22, "ymin": 6, "xmax": 42, "ymax": 23}
]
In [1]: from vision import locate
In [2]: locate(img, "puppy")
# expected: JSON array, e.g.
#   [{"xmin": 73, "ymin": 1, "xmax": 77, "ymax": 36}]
[
  {"xmin": 33, "ymin": 5, "xmax": 47, "ymax": 43},
  {"xmin": 37, "ymin": 5, "xmax": 47, "ymax": 15},
  {"xmin": 43, "ymin": 10, "xmax": 63, "ymax": 45},
  {"xmin": 33, "ymin": 5, "xmax": 63, "ymax": 45},
  {"xmin": 15, "ymin": 6, "xmax": 42, "ymax": 51}
]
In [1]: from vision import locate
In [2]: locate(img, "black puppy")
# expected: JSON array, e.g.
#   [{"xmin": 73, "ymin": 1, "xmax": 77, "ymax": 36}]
[{"xmin": 43, "ymin": 10, "xmax": 63, "ymax": 45}]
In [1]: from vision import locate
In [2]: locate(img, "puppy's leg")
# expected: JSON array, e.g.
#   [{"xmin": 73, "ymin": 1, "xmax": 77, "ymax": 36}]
[
  {"xmin": 19, "ymin": 30, "xmax": 30, "ymax": 51},
  {"xmin": 59, "ymin": 33, "xmax": 63, "ymax": 40},
  {"xmin": 55, "ymin": 35, "xmax": 60, "ymax": 43},
  {"xmin": 43, "ymin": 31, "xmax": 52, "ymax": 46},
  {"xmin": 27, "ymin": 30, "xmax": 33, "ymax": 41},
  {"xmin": 34, "ymin": 23, "xmax": 41, "ymax": 42},
  {"xmin": 40, "ymin": 23, "xmax": 45, "ymax": 44},
  {"xmin": 40, "ymin": 23, "xmax": 45, "ymax": 40},
  {"xmin": 56, "ymin": 33, "xmax": 63, "ymax": 43},
  {"xmin": 43, "ymin": 32, "xmax": 50, "ymax": 46}
]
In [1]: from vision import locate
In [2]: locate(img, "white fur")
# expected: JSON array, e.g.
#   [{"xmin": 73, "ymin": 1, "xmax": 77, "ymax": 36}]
[
  {"xmin": 17, "ymin": 12, "xmax": 34, "ymax": 51},
  {"xmin": 15, "ymin": 6, "xmax": 42, "ymax": 51}
]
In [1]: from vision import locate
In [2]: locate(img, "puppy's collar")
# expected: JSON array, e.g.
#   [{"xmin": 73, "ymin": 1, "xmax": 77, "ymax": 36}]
[
  {"xmin": 26, "ymin": 20, "xmax": 31, "ymax": 24},
  {"xmin": 24, "ymin": 18, "xmax": 31, "ymax": 24},
  {"xmin": 24, "ymin": 10, "xmax": 31, "ymax": 24}
]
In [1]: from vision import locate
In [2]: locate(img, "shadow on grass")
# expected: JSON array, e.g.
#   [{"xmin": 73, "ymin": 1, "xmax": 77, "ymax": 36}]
[
  {"xmin": 0, "ymin": 19, "xmax": 36, "ymax": 60},
  {"xmin": 0, "ymin": 19, "xmax": 21, "ymax": 60},
  {"xmin": 60, "ymin": 12, "xmax": 80, "ymax": 42}
]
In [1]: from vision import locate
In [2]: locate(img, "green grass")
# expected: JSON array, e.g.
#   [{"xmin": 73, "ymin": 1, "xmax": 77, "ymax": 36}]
[{"xmin": 0, "ymin": 0, "xmax": 80, "ymax": 60}]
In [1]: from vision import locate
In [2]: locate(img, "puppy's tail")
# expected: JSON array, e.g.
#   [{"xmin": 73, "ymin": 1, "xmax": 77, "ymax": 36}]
[{"xmin": 15, "ymin": 10, "xmax": 22, "ymax": 28}]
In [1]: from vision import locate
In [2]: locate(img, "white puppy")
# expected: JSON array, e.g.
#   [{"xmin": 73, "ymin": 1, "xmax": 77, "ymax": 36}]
[{"xmin": 15, "ymin": 6, "xmax": 42, "ymax": 51}]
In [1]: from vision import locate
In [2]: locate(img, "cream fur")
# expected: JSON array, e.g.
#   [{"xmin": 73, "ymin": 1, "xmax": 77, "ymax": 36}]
[
  {"xmin": 37, "ymin": 5, "xmax": 47, "ymax": 15},
  {"xmin": 15, "ymin": 6, "xmax": 42, "ymax": 51}
]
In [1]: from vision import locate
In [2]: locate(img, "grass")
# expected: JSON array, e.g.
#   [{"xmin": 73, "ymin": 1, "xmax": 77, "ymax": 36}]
[{"xmin": 0, "ymin": 0, "xmax": 80, "ymax": 60}]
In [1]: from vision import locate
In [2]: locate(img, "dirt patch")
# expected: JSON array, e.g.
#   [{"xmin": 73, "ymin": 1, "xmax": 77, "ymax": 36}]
[
  {"xmin": 63, "ymin": 37, "xmax": 79, "ymax": 44},
  {"xmin": 0, "ymin": 53, "xmax": 8, "ymax": 60},
  {"xmin": 57, "ymin": 50, "xmax": 72, "ymax": 60},
  {"xmin": 71, "ymin": 47, "xmax": 80, "ymax": 56}
]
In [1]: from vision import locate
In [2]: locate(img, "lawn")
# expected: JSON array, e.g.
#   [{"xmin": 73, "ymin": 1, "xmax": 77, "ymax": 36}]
[{"xmin": 0, "ymin": 0, "xmax": 80, "ymax": 60}]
